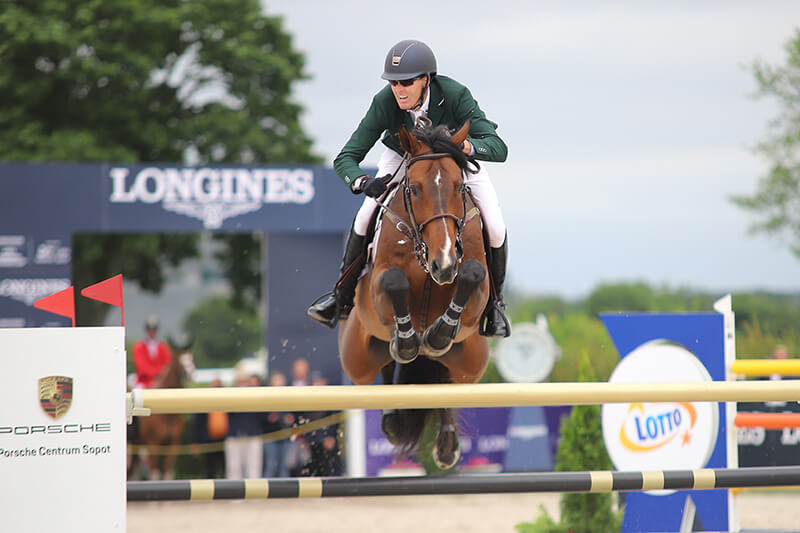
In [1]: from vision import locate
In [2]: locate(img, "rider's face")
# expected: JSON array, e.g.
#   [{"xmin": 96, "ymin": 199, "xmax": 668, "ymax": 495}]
[{"xmin": 390, "ymin": 75, "xmax": 427, "ymax": 110}]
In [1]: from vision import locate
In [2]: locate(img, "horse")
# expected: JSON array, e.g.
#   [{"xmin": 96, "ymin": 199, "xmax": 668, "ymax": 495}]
[
  {"xmin": 338, "ymin": 120, "xmax": 491, "ymax": 469},
  {"xmin": 128, "ymin": 351, "xmax": 190, "ymax": 480}
]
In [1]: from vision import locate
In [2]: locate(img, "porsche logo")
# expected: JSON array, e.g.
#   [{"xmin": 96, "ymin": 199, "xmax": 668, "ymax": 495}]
[{"xmin": 39, "ymin": 376, "xmax": 73, "ymax": 420}]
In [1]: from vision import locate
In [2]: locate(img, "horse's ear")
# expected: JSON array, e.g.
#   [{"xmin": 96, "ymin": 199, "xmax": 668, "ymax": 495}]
[
  {"xmin": 399, "ymin": 127, "xmax": 420, "ymax": 155},
  {"xmin": 450, "ymin": 120, "xmax": 470, "ymax": 147}
]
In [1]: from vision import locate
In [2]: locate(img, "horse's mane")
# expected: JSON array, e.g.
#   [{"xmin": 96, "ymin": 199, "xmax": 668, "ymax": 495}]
[{"xmin": 411, "ymin": 124, "xmax": 480, "ymax": 174}]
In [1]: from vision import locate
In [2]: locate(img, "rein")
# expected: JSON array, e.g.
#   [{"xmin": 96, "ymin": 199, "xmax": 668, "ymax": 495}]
[{"xmin": 375, "ymin": 151, "xmax": 480, "ymax": 274}]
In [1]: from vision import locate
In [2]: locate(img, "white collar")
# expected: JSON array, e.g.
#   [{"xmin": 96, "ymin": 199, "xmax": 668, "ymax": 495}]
[{"xmin": 409, "ymin": 86, "xmax": 431, "ymax": 122}]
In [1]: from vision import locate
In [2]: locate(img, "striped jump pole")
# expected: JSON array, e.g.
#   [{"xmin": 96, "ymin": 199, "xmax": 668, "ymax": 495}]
[
  {"xmin": 127, "ymin": 466, "xmax": 800, "ymax": 501},
  {"xmin": 129, "ymin": 380, "xmax": 800, "ymax": 415},
  {"xmin": 734, "ymin": 412, "xmax": 800, "ymax": 430},
  {"xmin": 730, "ymin": 359, "xmax": 800, "ymax": 377}
]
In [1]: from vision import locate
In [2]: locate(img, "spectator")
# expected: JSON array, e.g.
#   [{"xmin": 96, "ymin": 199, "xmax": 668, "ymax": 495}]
[
  {"xmin": 225, "ymin": 373, "xmax": 267, "ymax": 479},
  {"xmin": 132, "ymin": 315, "xmax": 172, "ymax": 388},
  {"xmin": 305, "ymin": 373, "xmax": 343, "ymax": 476},
  {"xmin": 770, "ymin": 344, "xmax": 790, "ymax": 381},
  {"xmin": 286, "ymin": 358, "xmax": 311, "ymax": 476},
  {"xmin": 191, "ymin": 377, "xmax": 227, "ymax": 479},
  {"xmin": 262, "ymin": 371, "xmax": 291, "ymax": 478},
  {"xmin": 291, "ymin": 358, "xmax": 310, "ymax": 386}
]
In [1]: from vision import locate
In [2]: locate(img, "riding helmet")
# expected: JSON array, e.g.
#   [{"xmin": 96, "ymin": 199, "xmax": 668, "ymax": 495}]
[
  {"xmin": 381, "ymin": 40, "xmax": 437, "ymax": 81},
  {"xmin": 145, "ymin": 315, "xmax": 159, "ymax": 330}
]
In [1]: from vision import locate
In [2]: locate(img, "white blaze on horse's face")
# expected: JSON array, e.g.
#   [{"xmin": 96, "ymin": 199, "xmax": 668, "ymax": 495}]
[{"xmin": 434, "ymin": 169, "xmax": 454, "ymax": 272}]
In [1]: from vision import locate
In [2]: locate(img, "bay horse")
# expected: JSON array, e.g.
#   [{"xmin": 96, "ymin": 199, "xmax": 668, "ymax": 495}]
[
  {"xmin": 338, "ymin": 120, "xmax": 490, "ymax": 469},
  {"xmin": 129, "ymin": 351, "xmax": 189, "ymax": 480}
]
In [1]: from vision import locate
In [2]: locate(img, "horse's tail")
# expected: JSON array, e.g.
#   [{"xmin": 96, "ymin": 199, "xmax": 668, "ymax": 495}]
[{"xmin": 383, "ymin": 356, "xmax": 453, "ymax": 458}]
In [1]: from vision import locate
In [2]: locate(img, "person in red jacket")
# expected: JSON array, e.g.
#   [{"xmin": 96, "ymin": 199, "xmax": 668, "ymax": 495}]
[{"xmin": 132, "ymin": 315, "xmax": 173, "ymax": 388}]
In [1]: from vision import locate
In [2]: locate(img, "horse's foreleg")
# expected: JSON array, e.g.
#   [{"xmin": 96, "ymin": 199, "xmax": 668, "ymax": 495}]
[
  {"xmin": 380, "ymin": 267, "xmax": 421, "ymax": 364},
  {"xmin": 423, "ymin": 259, "xmax": 486, "ymax": 356}
]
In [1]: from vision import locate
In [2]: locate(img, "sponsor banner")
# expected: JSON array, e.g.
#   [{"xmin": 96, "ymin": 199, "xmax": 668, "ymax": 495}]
[
  {"xmin": 600, "ymin": 311, "xmax": 731, "ymax": 533},
  {"xmin": 0, "ymin": 277, "xmax": 71, "ymax": 306},
  {"xmin": 738, "ymin": 400, "xmax": 800, "ymax": 467},
  {"xmin": 602, "ymin": 341, "xmax": 719, "ymax": 477},
  {"xmin": 0, "ymin": 235, "xmax": 28, "ymax": 268},
  {"xmin": 0, "ymin": 327, "xmax": 126, "ymax": 532},
  {"xmin": 0, "ymin": 163, "xmax": 359, "ymax": 234},
  {"xmin": 363, "ymin": 407, "xmax": 563, "ymax": 476}
]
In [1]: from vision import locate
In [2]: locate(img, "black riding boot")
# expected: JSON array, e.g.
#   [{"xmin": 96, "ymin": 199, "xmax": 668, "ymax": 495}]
[
  {"xmin": 307, "ymin": 226, "xmax": 366, "ymax": 328},
  {"xmin": 479, "ymin": 235, "xmax": 511, "ymax": 338}
]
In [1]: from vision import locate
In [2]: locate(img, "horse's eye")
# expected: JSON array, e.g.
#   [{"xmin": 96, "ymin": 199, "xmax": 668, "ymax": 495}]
[{"xmin": 410, "ymin": 185, "xmax": 421, "ymax": 197}]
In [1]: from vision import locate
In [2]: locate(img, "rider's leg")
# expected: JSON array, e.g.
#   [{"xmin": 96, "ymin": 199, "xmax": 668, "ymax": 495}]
[
  {"xmin": 306, "ymin": 222, "xmax": 367, "ymax": 327},
  {"xmin": 464, "ymin": 166, "xmax": 511, "ymax": 338},
  {"xmin": 307, "ymin": 149, "xmax": 407, "ymax": 327}
]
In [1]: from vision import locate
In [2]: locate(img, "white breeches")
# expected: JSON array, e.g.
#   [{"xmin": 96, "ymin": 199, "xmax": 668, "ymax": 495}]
[{"xmin": 353, "ymin": 148, "xmax": 506, "ymax": 248}]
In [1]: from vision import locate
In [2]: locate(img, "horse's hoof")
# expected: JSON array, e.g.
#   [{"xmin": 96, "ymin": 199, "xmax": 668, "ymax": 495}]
[
  {"xmin": 432, "ymin": 430, "xmax": 461, "ymax": 470},
  {"xmin": 390, "ymin": 336, "xmax": 419, "ymax": 364},
  {"xmin": 422, "ymin": 327, "xmax": 454, "ymax": 357},
  {"xmin": 381, "ymin": 410, "xmax": 404, "ymax": 445}
]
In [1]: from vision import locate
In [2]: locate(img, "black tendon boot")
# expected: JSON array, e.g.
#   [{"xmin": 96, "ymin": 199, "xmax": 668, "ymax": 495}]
[
  {"xmin": 479, "ymin": 235, "xmax": 511, "ymax": 338},
  {"xmin": 307, "ymin": 227, "xmax": 366, "ymax": 328}
]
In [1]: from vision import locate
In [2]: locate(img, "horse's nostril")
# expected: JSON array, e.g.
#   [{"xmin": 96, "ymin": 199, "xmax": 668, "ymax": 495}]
[{"xmin": 431, "ymin": 259, "xmax": 440, "ymax": 272}]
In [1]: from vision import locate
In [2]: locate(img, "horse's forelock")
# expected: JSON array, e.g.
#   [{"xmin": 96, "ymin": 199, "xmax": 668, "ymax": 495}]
[{"xmin": 411, "ymin": 125, "xmax": 474, "ymax": 174}]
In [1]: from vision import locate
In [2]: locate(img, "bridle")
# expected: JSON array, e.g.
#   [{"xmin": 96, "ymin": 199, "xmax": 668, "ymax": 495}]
[{"xmin": 377, "ymin": 151, "xmax": 480, "ymax": 274}]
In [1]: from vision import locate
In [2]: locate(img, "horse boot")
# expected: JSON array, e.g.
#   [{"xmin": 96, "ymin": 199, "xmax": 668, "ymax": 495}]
[
  {"xmin": 307, "ymin": 226, "xmax": 366, "ymax": 328},
  {"xmin": 479, "ymin": 234, "xmax": 511, "ymax": 338}
]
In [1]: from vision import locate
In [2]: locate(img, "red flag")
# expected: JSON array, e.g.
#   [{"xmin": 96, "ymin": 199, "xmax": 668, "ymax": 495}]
[
  {"xmin": 33, "ymin": 286, "xmax": 76, "ymax": 327},
  {"xmin": 81, "ymin": 274, "xmax": 125, "ymax": 326}
]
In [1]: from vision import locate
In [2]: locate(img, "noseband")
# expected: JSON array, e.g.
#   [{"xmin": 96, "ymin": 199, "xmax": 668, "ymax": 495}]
[{"xmin": 379, "ymin": 152, "xmax": 479, "ymax": 274}]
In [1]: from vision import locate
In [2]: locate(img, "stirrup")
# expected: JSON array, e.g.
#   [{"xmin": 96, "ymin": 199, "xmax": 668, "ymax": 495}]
[
  {"xmin": 479, "ymin": 300, "xmax": 511, "ymax": 338},
  {"xmin": 306, "ymin": 291, "xmax": 338, "ymax": 328}
]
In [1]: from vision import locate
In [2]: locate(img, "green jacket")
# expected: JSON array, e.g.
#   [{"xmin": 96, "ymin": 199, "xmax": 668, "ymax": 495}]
[{"xmin": 333, "ymin": 75, "xmax": 508, "ymax": 188}]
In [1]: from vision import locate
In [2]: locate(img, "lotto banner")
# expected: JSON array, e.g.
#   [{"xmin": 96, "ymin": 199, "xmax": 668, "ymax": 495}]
[{"xmin": 0, "ymin": 328, "xmax": 126, "ymax": 532}]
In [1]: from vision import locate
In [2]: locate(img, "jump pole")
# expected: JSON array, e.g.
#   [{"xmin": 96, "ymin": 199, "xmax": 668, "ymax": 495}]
[
  {"xmin": 730, "ymin": 359, "xmax": 800, "ymax": 377},
  {"xmin": 129, "ymin": 380, "xmax": 800, "ymax": 415},
  {"xmin": 127, "ymin": 466, "xmax": 800, "ymax": 501}
]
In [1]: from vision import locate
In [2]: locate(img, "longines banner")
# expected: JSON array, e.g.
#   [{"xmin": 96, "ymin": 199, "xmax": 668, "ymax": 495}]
[
  {"xmin": 0, "ymin": 163, "xmax": 361, "ymax": 386},
  {"xmin": 0, "ymin": 327, "xmax": 126, "ymax": 532}
]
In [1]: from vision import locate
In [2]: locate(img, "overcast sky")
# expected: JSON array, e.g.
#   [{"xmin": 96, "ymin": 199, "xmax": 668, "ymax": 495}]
[{"xmin": 265, "ymin": 1, "xmax": 799, "ymax": 299}]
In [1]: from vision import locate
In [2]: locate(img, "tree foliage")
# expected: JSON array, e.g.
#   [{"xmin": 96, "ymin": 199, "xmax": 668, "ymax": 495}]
[
  {"xmin": 732, "ymin": 29, "xmax": 800, "ymax": 257},
  {"xmin": 0, "ymin": 0, "xmax": 319, "ymax": 164},
  {"xmin": 73, "ymin": 232, "xmax": 199, "ymax": 325},
  {"xmin": 2, "ymin": 1, "xmax": 320, "ymax": 320},
  {"xmin": 554, "ymin": 355, "xmax": 620, "ymax": 533},
  {"xmin": 181, "ymin": 295, "xmax": 262, "ymax": 368}
]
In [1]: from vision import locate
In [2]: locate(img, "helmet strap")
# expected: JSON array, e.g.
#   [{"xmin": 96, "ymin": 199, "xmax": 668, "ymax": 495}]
[{"xmin": 410, "ymin": 75, "xmax": 430, "ymax": 112}]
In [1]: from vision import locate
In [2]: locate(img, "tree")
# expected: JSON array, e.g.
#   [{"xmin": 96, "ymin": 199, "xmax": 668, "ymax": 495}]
[
  {"xmin": 515, "ymin": 354, "xmax": 621, "ymax": 533},
  {"xmin": 182, "ymin": 295, "xmax": 262, "ymax": 368},
  {"xmin": 1, "ymin": 1, "xmax": 320, "ymax": 321},
  {"xmin": 0, "ymin": 0, "xmax": 320, "ymax": 164},
  {"xmin": 732, "ymin": 29, "xmax": 800, "ymax": 257},
  {"xmin": 585, "ymin": 282, "xmax": 656, "ymax": 316},
  {"xmin": 554, "ymin": 355, "xmax": 620, "ymax": 533},
  {"xmin": 72, "ymin": 233, "xmax": 199, "ymax": 325}
]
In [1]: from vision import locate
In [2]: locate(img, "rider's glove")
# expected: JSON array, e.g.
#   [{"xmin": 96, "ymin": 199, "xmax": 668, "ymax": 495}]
[{"xmin": 357, "ymin": 176, "xmax": 388, "ymax": 198}]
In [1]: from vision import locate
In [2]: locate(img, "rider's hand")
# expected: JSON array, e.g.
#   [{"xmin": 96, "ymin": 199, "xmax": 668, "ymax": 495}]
[
  {"xmin": 461, "ymin": 139, "xmax": 474, "ymax": 155},
  {"xmin": 359, "ymin": 176, "xmax": 388, "ymax": 198}
]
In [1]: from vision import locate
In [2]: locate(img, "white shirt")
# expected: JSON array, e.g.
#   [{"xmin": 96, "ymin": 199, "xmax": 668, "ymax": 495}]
[{"xmin": 409, "ymin": 86, "xmax": 431, "ymax": 123}]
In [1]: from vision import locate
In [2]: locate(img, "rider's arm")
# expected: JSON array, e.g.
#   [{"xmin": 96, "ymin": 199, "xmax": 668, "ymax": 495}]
[
  {"xmin": 453, "ymin": 85, "xmax": 508, "ymax": 163},
  {"xmin": 334, "ymin": 92, "xmax": 391, "ymax": 190}
]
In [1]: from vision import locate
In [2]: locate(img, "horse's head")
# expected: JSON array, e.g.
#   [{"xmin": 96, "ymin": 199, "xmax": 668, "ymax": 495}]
[{"xmin": 399, "ymin": 121, "xmax": 475, "ymax": 285}]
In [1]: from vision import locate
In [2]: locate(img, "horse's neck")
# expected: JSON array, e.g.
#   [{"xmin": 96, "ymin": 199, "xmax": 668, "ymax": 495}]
[{"xmin": 154, "ymin": 362, "xmax": 182, "ymax": 389}]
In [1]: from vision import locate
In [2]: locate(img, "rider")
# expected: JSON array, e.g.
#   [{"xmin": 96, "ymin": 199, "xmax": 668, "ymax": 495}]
[
  {"xmin": 307, "ymin": 39, "xmax": 510, "ymax": 337},
  {"xmin": 132, "ymin": 315, "xmax": 173, "ymax": 388}
]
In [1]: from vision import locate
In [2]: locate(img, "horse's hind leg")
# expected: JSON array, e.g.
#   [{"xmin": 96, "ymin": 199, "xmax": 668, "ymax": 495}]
[
  {"xmin": 433, "ymin": 408, "xmax": 460, "ymax": 470},
  {"xmin": 380, "ymin": 267, "xmax": 421, "ymax": 364},
  {"xmin": 423, "ymin": 259, "xmax": 486, "ymax": 356}
]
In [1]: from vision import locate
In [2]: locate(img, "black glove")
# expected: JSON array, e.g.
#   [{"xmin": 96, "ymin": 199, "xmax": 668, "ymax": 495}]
[{"xmin": 361, "ymin": 176, "xmax": 388, "ymax": 198}]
